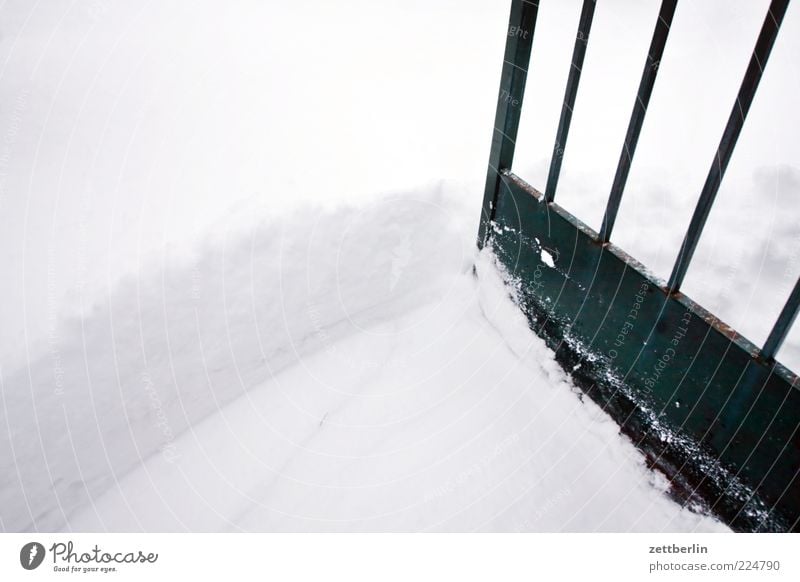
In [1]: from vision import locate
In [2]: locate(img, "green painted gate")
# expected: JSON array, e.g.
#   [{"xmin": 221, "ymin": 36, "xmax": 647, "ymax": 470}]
[{"xmin": 479, "ymin": 0, "xmax": 799, "ymax": 532}]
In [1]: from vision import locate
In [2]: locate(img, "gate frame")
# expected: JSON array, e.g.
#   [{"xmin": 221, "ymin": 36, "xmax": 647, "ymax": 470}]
[{"xmin": 479, "ymin": 0, "xmax": 799, "ymax": 531}]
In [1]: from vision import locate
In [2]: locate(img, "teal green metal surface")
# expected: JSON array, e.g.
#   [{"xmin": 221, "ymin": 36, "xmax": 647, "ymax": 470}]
[
  {"xmin": 477, "ymin": 0, "xmax": 538, "ymax": 248},
  {"xmin": 479, "ymin": 0, "xmax": 799, "ymax": 532},
  {"xmin": 490, "ymin": 174, "xmax": 799, "ymax": 531}
]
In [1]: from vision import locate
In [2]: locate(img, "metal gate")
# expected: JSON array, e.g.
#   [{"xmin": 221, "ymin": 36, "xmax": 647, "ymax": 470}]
[{"xmin": 478, "ymin": 0, "xmax": 799, "ymax": 531}]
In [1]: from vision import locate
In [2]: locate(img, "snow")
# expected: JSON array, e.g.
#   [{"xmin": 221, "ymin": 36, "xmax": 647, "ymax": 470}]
[
  {"xmin": 2, "ymin": 0, "xmax": 797, "ymax": 533},
  {"xmin": 0, "ymin": 184, "xmax": 726, "ymax": 532},
  {"xmin": 540, "ymin": 249, "xmax": 556, "ymax": 269}
]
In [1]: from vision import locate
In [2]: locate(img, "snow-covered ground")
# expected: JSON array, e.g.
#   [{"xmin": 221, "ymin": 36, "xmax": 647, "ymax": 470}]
[
  {"xmin": 1, "ymin": 186, "xmax": 727, "ymax": 531},
  {"xmin": 1, "ymin": 0, "xmax": 797, "ymax": 532}
]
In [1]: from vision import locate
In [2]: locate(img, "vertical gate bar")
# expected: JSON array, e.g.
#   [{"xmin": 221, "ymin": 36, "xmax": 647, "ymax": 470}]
[
  {"xmin": 544, "ymin": 0, "xmax": 596, "ymax": 203},
  {"xmin": 477, "ymin": 0, "xmax": 539, "ymax": 248},
  {"xmin": 762, "ymin": 275, "xmax": 800, "ymax": 361},
  {"xmin": 598, "ymin": 0, "xmax": 677, "ymax": 242},
  {"xmin": 667, "ymin": 0, "xmax": 790, "ymax": 292}
]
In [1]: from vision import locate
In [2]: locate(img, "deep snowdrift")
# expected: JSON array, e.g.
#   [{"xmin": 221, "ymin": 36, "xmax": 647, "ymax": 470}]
[{"xmin": 1, "ymin": 185, "xmax": 726, "ymax": 532}]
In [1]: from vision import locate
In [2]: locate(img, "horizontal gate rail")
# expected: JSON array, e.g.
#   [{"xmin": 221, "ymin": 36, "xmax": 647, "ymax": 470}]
[
  {"xmin": 479, "ymin": 0, "xmax": 800, "ymax": 532},
  {"xmin": 490, "ymin": 172, "xmax": 800, "ymax": 531}
]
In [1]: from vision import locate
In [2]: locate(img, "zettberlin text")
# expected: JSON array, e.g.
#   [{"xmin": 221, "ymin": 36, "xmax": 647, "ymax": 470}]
[{"xmin": 649, "ymin": 544, "xmax": 708, "ymax": 554}]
